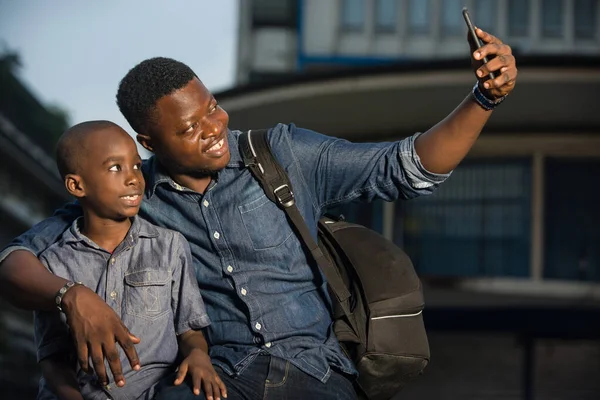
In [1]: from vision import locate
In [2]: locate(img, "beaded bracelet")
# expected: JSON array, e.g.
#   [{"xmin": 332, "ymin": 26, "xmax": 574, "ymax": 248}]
[
  {"xmin": 55, "ymin": 281, "xmax": 83, "ymax": 312},
  {"xmin": 471, "ymin": 82, "xmax": 506, "ymax": 111}
]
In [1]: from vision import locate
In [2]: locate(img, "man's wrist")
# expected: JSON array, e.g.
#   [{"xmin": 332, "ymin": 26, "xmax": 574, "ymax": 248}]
[
  {"xmin": 57, "ymin": 282, "xmax": 85, "ymax": 313},
  {"xmin": 471, "ymin": 82, "xmax": 506, "ymax": 111}
]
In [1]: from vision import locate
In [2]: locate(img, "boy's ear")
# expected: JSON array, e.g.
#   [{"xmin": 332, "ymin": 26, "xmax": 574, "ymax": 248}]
[
  {"xmin": 65, "ymin": 174, "xmax": 85, "ymax": 198},
  {"xmin": 136, "ymin": 134, "xmax": 154, "ymax": 153}
]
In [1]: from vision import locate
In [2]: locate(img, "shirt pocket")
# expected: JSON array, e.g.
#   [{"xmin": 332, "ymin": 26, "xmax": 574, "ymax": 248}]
[
  {"xmin": 238, "ymin": 194, "xmax": 294, "ymax": 251},
  {"xmin": 124, "ymin": 269, "xmax": 171, "ymax": 320}
]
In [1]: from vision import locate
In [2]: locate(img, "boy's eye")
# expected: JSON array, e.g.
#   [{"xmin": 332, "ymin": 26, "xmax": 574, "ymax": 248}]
[
  {"xmin": 133, "ymin": 163, "xmax": 141, "ymax": 170},
  {"xmin": 109, "ymin": 165, "xmax": 121, "ymax": 172}
]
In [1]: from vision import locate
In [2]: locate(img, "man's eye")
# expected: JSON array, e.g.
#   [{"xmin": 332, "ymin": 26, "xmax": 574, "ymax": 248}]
[
  {"xmin": 133, "ymin": 163, "xmax": 141, "ymax": 170},
  {"xmin": 109, "ymin": 165, "xmax": 120, "ymax": 172},
  {"xmin": 186, "ymin": 122, "xmax": 198, "ymax": 132},
  {"xmin": 209, "ymin": 103, "xmax": 218, "ymax": 114}
]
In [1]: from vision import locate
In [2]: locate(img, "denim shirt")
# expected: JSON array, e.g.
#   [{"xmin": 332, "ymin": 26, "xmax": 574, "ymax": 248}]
[
  {"xmin": 34, "ymin": 216, "xmax": 210, "ymax": 400},
  {"xmin": 1, "ymin": 123, "xmax": 449, "ymax": 383}
]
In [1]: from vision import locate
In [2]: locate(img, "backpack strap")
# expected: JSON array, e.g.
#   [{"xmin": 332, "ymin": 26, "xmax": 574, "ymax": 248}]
[{"xmin": 239, "ymin": 130, "xmax": 352, "ymax": 315}]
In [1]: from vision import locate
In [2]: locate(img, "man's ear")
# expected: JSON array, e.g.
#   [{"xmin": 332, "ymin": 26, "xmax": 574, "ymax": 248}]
[
  {"xmin": 137, "ymin": 134, "xmax": 154, "ymax": 153},
  {"xmin": 65, "ymin": 174, "xmax": 85, "ymax": 198}
]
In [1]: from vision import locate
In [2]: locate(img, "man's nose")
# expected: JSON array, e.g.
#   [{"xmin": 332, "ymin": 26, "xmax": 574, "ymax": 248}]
[{"xmin": 200, "ymin": 118, "xmax": 221, "ymax": 139}]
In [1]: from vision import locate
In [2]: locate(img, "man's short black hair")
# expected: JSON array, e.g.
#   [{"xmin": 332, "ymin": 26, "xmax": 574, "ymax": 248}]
[
  {"xmin": 56, "ymin": 120, "xmax": 119, "ymax": 180},
  {"xmin": 116, "ymin": 57, "xmax": 197, "ymax": 135}
]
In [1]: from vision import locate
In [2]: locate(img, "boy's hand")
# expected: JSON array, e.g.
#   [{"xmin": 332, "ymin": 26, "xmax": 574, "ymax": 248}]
[
  {"xmin": 468, "ymin": 27, "xmax": 517, "ymax": 100},
  {"xmin": 174, "ymin": 349, "xmax": 227, "ymax": 400}
]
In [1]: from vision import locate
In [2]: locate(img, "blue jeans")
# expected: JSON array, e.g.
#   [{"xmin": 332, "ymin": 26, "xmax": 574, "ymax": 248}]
[{"xmin": 154, "ymin": 354, "xmax": 357, "ymax": 400}]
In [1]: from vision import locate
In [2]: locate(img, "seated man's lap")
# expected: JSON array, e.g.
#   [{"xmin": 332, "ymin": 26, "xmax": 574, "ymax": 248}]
[
  {"xmin": 153, "ymin": 365, "xmax": 256, "ymax": 400},
  {"xmin": 262, "ymin": 356, "xmax": 356, "ymax": 400},
  {"xmin": 153, "ymin": 355, "xmax": 356, "ymax": 400}
]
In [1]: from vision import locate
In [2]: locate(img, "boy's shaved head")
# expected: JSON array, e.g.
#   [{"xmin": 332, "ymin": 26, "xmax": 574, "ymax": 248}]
[{"xmin": 56, "ymin": 120, "xmax": 122, "ymax": 179}]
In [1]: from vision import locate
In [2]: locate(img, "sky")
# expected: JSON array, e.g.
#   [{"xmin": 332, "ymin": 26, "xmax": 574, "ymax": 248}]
[{"xmin": 0, "ymin": 0, "xmax": 239, "ymax": 156}]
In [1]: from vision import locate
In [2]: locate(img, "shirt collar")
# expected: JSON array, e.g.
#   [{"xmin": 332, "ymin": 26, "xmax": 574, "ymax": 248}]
[
  {"xmin": 62, "ymin": 215, "xmax": 159, "ymax": 247},
  {"xmin": 144, "ymin": 129, "xmax": 245, "ymax": 198},
  {"xmin": 143, "ymin": 157, "xmax": 173, "ymax": 198},
  {"xmin": 226, "ymin": 129, "xmax": 244, "ymax": 166}
]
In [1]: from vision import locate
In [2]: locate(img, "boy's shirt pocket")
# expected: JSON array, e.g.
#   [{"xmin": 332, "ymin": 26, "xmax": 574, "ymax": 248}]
[{"xmin": 124, "ymin": 268, "xmax": 171, "ymax": 320}]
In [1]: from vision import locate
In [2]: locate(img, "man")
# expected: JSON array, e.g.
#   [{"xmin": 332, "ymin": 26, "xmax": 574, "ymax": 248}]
[{"xmin": 0, "ymin": 28, "xmax": 516, "ymax": 399}]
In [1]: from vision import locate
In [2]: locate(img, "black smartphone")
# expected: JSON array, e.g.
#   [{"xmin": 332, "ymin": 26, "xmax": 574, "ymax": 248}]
[{"xmin": 462, "ymin": 7, "xmax": 495, "ymax": 80}]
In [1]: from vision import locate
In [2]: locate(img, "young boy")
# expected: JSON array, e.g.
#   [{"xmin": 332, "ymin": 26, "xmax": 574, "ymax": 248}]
[{"xmin": 34, "ymin": 120, "xmax": 227, "ymax": 400}]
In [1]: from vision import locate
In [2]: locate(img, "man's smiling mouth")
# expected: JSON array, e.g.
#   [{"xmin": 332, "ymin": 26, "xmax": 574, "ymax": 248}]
[{"xmin": 206, "ymin": 138, "xmax": 225, "ymax": 153}]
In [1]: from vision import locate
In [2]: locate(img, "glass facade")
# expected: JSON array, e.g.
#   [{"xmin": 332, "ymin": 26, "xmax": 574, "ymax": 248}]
[
  {"xmin": 341, "ymin": 0, "xmax": 365, "ymax": 30},
  {"xmin": 333, "ymin": 160, "xmax": 533, "ymax": 278},
  {"xmin": 508, "ymin": 0, "xmax": 530, "ymax": 36},
  {"xmin": 375, "ymin": 0, "xmax": 397, "ymax": 32},
  {"xmin": 400, "ymin": 160, "xmax": 532, "ymax": 277},
  {"xmin": 544, "ymin": 159, "xmax": 600, "ymax": 282},
  {"xmin": 441, "ymin": 0, "xmax": 464, "ymax": 35},
  {"xmin": 408, "ymin": 0, "xmax": 431, "ymax": 33},
  {"xmin": 574, "ymin": 0, "xmax": 598, "ymax": 39},
  {"xmin": 542, "ymin": 0, "xmax": 564, "ymax": 38},
  {"xmin": 474, "ymin": 0, "xmax": 497, "ymax": 33},
  {"xmin": 252, "ymin": 0, "xmax": 297, "ymax": 27}
]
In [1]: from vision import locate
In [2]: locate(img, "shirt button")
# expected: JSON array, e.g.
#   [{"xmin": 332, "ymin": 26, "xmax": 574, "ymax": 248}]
[
  {"xmin": 226, "ymin": 265, "xmax": 233, "ymax": 273},
  {"xmin": 213, "ymin": 231, "xmax": 220, "ymax": 239},
  {"xmin": 265, "ymin": 342, "xmax": 272, "ymax": 348},
  {"xmin": 110, "ymin": 291, "xmax": 117, "ymax": 299},
  {"xmin": 240, "ymin": 288, "xmax": 247, "ymax": 296},
  {"xmin": 203, "ymin": 200, "xmax": 209, "ymax": 207},
  {"xmin": 255, "ymin": 322, "xmax": 262, "ymax": 330},
  {"xmin": 110, "ymin": 258, "xmax": 115, "ymax": 264}
]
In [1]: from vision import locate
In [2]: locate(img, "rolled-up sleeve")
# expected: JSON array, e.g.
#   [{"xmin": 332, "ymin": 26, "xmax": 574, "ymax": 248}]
[
  {"xmin": 0, "ymin": 203, "xmax": 81, "ymax": 264},
  {"xmin": 170, "ymin": 232, "xmax": 210, "ymax": 335},
  {"xmin": 274, "ymin": 124, "xmax": 452, "ymax": 210},
  {"xmin": 400, "ymin": 131, "xmax": 452, "ymax": 192}
]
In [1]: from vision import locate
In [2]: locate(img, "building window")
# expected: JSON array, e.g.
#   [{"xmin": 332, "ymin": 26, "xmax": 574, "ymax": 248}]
[
  {"xmin": 408, "ymin": 0, "xmax": 430, "ymax": 34},
  {"xmin": 399, "ymin": 161, "xmax": 532, "ymax": 277},
  {"xmin": 542, "ymin": 0, "xmax": 564, "ymax": 38},
  {"xmin": 474, "ymin": 0, "xmax": 497, "ymax": 33},
  {"xmin": 574, "ymin": 0, "xmax": 598, "ymax": 39},
  {"xmin": 508, "ymin": 0, "xmax": 530, "ymax": 36},
  {"xmin": 341, "ymin": 0, "xmax": 365, "ymax": 31},
  {"xmin": 252, "ymin": 0, "xmax": 297, "ymax": 27},
  {"xmin": 441, "ymin": 0, "xmax": 464, "ymax": 35},
  {"xmin": 375, "ymin": 0, "xmax": 397, "ymax": 32},
  {"xmin": 544, "ymin": 159, "xmax": 600, "ymax": 282}
]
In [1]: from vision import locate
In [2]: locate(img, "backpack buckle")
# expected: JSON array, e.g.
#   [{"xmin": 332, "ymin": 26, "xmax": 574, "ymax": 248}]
[{"xmin": 273, "ymin": 184, "xmax": 295, "ymax": 208}]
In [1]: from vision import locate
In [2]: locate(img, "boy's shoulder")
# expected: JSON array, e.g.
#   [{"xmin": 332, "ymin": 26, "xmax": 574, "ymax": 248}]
[{"xmin": 38, "ymin": 219, "xmax": 81, "ymax": 260}]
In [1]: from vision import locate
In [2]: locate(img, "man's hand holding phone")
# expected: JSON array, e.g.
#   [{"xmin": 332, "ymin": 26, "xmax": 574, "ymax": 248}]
[{"xmin": 462, "ymin": 7, "xmax": 517, "ymax": 101}]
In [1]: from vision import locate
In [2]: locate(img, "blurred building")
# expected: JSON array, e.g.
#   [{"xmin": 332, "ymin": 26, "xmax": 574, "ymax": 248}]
[
  {"xmin": 0, "ymin": 54, "xmax": 70, "ymax": 398},
  {"xmin": 220, "ymin": 1, "xmax": 600, "ymax": 399}
]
